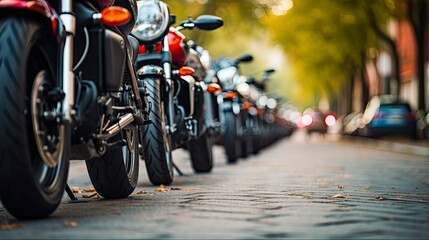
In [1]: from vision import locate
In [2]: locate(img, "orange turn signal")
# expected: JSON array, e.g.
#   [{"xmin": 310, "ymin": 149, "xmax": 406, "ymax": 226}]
[
  {"xmin": 242, "ymin": 101, "xmax": 252, "ymax": 111},
  {"xmin": 224, "ymin": 91, "xmax": 237, "ymax": 99},
  {"xmin": 206, "ymin": 83, "xmax": 222, "ymax": 93},
  {"xmin": 178, "ymin": 67, "xmax": 195, "ymax": 76},
  {"xmin": 101, "ymin": 6, "xmax": 131, "ymax": 26}
]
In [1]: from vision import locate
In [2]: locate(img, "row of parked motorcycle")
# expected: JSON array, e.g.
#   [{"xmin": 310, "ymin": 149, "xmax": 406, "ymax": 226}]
[{"xmin": 0, "ymin": 0, "xmax": 292, "ymax": 219}]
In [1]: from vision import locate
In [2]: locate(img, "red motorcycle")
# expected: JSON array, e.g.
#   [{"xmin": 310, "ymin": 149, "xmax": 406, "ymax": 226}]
[
  {"xmin": 0, "ymin": 0, "xmax": 148, "ymax": 219},
  {"xmin": 132, "ymin": 0, "xmax": 223, "ymax": 185}
]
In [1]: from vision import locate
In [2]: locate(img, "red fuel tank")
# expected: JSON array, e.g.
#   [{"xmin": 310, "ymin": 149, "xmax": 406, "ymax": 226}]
[{"xmin": 168, "ymin": 28, "xmax": 187, "ymax": 66}]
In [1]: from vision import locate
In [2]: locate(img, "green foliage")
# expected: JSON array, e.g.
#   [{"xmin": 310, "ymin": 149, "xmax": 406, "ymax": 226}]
[
  {"xmin": 263, "ymin": 0, "xmax": 403, "ymax": 107},
  {"xmin": 161, "ymin": 0, "xmax": 405, "ymax": 108}
]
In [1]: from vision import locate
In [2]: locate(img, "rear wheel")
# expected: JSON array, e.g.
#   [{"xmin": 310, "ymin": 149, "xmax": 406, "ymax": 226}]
[
  {"xmin": 86, "ymin": 125, "xmax": 139, "ymax": 198},
  {"xmin": 141, "ymin": 78, "xmax": 174, "ymax": 185},
  {"xmin": 188, "ymin": 132, "xmax": 213, "ymax": 173},
  {"xmin": 86, "ymin": 90, "xmax": 139, "ymax": 198},
  {"xmin": 0, "ymin": 17, "xmax": 69, "ymax": 219}
]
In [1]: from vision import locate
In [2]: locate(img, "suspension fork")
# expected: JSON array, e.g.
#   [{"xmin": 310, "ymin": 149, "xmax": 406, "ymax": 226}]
[
  {"xmin": 162, "ymin": 36, "xmax": 177, "ymax": 133},
  {"xmin": 60, "ymin": 0, "xmax": 75, "ymax": 123}
]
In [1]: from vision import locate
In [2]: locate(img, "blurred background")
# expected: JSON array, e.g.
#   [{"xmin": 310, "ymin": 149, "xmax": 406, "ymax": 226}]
[{"xmin": 164, "ymin": 0, "xmax": 429, "ymax": 139}]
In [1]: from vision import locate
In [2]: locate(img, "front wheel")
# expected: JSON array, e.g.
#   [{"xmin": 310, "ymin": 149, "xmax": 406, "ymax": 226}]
[
  {"xmin": 0, "ymin": 17, "xmax": 69, "ymax": 219},
  {"xmin": 141, "ymin": 77, "xmax": 174, "ymax": 185},
  {"xmin": 223, "ymin": 111, "xmax": 241, "ymax": 164}
]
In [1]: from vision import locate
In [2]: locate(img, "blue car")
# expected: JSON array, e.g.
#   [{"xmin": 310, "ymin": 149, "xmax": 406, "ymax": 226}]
[{"xmin": 361, "ymin": 96, "xmax": 417, "ymax": 139}]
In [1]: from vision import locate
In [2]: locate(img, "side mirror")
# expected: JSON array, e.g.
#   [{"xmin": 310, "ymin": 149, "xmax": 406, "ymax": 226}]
[
  {"xmin": 169, "ymin": 15, "xmax": 176, "ymax": 25},
  {"xmin": 265, "ymin": 68, "xmax": 275, "ymax": 74},
  {"xmin": 235, "ymin": 54, "xmax": 253, "ymax": 64},
  {"xmin": 194, "ymin": 15, "xmax": 224, "ymax": 30}
]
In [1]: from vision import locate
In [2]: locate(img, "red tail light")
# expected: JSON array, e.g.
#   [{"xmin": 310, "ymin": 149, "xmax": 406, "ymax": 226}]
[
  {"xmin": 325, "ymin": 114, "xmax": 336, "ymax": 127},
  {"xmin": 301, "ymin": 114, "xmax": 313, "ymax": 126}
]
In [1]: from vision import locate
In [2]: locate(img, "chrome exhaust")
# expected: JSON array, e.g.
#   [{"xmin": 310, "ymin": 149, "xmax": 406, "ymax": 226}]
[{"xmin": 106, "ymin": 113, "xmax": 134, "ymax": 137}]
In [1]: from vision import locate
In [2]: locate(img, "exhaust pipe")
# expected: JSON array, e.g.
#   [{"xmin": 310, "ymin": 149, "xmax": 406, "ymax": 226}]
[{"xmin": 106, "ymin": 113, "xmax": 134, "ymax": 137}]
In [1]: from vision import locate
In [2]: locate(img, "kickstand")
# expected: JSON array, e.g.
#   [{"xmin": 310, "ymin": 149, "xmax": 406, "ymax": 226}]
[
  {"xmin": 173, "ymin": 162, "xmax": 187, "ymax": 176},
  {"xmin": 65, "ymin": 184, "xmax": 78, "ymax": 201}
]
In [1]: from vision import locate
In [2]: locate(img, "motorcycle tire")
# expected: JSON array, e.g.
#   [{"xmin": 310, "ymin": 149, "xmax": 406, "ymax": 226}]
[
  {"xmin": 141, "ymin": 77, "xmax": 174, "ymax": 185},
  {"xmin": 0, "ymin": 16, "xmax": 69, "ymax": 219},
  {"xmin": 86, "ymin": 127, "xmax": 139, "ymax": 198},
  {"xmin": 187, "ymin": 132, "xmax": 213, "ymax": 173},
  {"xmin": 242, "ymin": 113, "xmax": 254, "ymax": 158},
  {"xmin": 224, "ymin": 111, "xmax": 241, "ymax": 164}
]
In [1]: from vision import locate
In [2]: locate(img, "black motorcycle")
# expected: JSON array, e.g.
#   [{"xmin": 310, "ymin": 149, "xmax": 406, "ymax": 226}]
[
  {"xmin": 211, "ymin": 54, "xmax": 254, "ymax": 163},
  {"xmin": 0, "ymin": 0, "xmax": 149, "ymax": 219},
  {"xmin": 132, "ymin": 0, "xmax": 223, "ymax": 185}
]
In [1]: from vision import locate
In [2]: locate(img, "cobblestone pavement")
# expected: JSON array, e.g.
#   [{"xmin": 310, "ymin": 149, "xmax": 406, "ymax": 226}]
[{"xmin": 1, "ymin": 130, "xmax": 428, "ymax": 239}]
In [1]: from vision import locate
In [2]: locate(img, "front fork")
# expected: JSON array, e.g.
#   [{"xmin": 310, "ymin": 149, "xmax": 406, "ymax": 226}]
[
  {"xmin": 162, "ymin": 36, "xmax": 177, "ymax": 134},
  {"xmin": 60, "ymin": 0, "xmax": 75, "ymax": 123}
]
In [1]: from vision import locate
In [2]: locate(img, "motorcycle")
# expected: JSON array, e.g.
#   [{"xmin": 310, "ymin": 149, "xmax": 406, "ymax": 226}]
[
  {"xmin": 246, "ymin": 68, "xmax": 276, "ymax": 153},
  {"xmin": 211, "ymin": 54, "xmax": 254, "ymax": 163},
  {"xmin": 131, "ymin": 0, "xmax": 223, "ymax": 185},
  {"xmin": 0, "ymin": 0, "xmax": 149, "ymax": 219}
]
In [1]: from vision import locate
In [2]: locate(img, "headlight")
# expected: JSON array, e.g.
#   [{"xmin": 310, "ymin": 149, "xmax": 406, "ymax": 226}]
[
  {"xmin": 132, "ymin": 0, "xmax": 170, "ymax": 43},
  {"xmin": 267, "ymin": 98, "xmax": 277, "ymax": 109},
  {"xmin": 217, "ymin": 67, "xmax": 239, "ymax": 85},
  {"xmin": 237, "ymin": 82, "xmax": 250, "ymax": 98}
]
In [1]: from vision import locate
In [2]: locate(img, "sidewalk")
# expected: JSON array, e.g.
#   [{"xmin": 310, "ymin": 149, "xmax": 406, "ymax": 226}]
[{"xmin": 338, "ymin": 134, "xmax": 429, "ymax": 158}]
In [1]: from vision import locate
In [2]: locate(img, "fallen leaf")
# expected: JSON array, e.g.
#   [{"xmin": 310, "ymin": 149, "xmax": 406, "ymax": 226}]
[
  {"xmin": 82, "ymin": 192, "xmax": 99, "ymax": 199},
  {"xmin": 375, "ymin": 196, "xmax": 385, "ymax": 201},
  {"xmin": 331, "ymin": 194, "xmax": 347, "ymax": 199},
  {"xmin": 337, "ymin": 185, "xmax": 344, "ymax": 189},
  {"xmin": 155, "ymin": 185, "xmax": 170, "ymax": 193},
  {"xmin": 0, "ymin": 222, "xmax": 22, "ymax": 230},
  {"xmin": 64, "ymin": 221, "xmax": 78, "ymax": 228},
  {"xmin": 83, "ymin": 187, "xmax": 96, "ymax": 193},
  {"xmin": 170, "ymin": 187, "xmax": 183, "ymax": 191},
  {"xmin": 134, "ymin": 190, "xmax": 147, "ymax": 195},
  {"xmin": 71, "ymin": 187, "xmax": 83, "ymax": 194}
]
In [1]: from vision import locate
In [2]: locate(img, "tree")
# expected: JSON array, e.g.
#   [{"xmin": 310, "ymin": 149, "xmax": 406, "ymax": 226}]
[
  {"xmin": 263, "ymin": 0, "xmax": 381, "ymax": 110},
  {"xmin": 406, "ymin": 0, "xmax": 427, "ymax": 111}
]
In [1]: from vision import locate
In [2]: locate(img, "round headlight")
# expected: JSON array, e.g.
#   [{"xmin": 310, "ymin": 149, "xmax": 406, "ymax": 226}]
[
  {"xmin": 237, "ymin": 82, "xmax": 250, "ymax": 98},
  {"xmin": 217, "ymin": 66, "xmax": 239, "ymax": 85},
  {"xmin": 132, "ymin": 0, "xmax": 170, "ymax": 43}
]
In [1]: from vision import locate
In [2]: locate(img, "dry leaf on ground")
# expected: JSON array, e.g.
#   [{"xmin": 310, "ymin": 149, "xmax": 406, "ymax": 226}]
[
  {"xmin": 170, "ymin": 187, "xmax": 183, "ymax": 191},
  {"xmin": 71, "ymin": 187, "xmax": 83, "ymax": 194},
  {"xmin": 155, "ymin": 185, "xmax": 170, "ymax": 193},
  {"xmin": 331, "ymin": 194, "xmax": 348, "ymax": 198},
  {"xmin": 337, "ymin": 185, "xmax": 344, "ymax": 189},
  {"xmin": 375, "ymin": 196, "xmax": 385, "ymax": 201},
  {"xmin": 83, "ymin": 187, "xmax": 96, "ymax": 193},
  {"xmin": 0, "ymin": 222, "xmax": 22, "ymax": 230},
  {"xmin": 82, "ymin": 192, "xmax": 99, "ymax": 199},
  {"xmin": 64, "ymin": 221, "xmax": 78, "ymax": 228},
  {"xmin": 134, "ymin": 190, "xmax": 147, "ymax": 195}
]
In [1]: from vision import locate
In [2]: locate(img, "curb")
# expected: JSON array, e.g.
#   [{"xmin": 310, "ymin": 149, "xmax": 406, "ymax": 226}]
[{"xmin": 339, "ymin": 135, "xmax": 429, "ymax": 158}]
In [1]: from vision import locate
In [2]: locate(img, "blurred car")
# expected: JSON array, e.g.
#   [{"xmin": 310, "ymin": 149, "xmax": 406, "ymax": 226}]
[
  {"xmin": 359, "ymin": 95, "xmax": 417, "ymax": 139},
  {"xmin": 299, "ymin": 108, "xmax": 336, "ymax": 135}
]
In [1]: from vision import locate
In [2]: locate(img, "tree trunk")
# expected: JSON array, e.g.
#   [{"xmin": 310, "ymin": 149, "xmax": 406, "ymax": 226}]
[
  {"xmin": 360, "ymin": 51, "xmax": 370, "ymax": 110},
  {"xmin": 407, "ymin": 0, "xmax": 427, "ymax": 111},
  {"xmin": 367, "ymin": 9, "xmax": 401, "ymax": 98}
]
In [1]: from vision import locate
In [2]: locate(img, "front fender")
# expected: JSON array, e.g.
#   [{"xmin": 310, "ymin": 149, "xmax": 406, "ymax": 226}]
[
  {"xmin": 0, "ymin": 0, "xmax": 60, "ymax": 37},
  {"xmin": 137, "ymin": 65, "xmax": 165, "ymax": 78}
]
